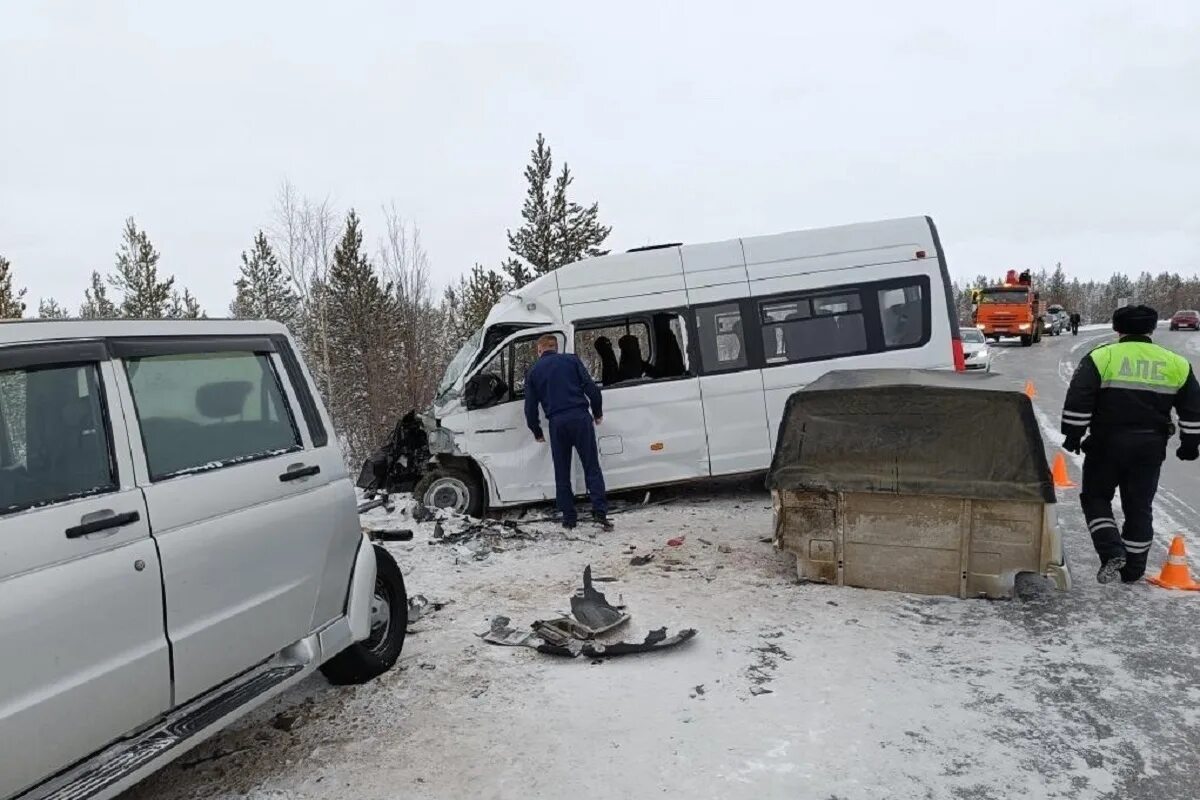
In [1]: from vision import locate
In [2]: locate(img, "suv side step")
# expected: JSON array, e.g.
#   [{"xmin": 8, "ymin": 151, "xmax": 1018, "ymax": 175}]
[{"xmin": 20, "ymin": 649, "xmax": 314, "ymax": 800}]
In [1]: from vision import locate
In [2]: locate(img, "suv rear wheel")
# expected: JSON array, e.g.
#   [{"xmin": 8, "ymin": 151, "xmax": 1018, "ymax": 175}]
[
  {"xmin": 320, "ymin": 546, "xmax": 407, "ymax": 685},
  {"xmin": 413, "ymin": 466, "xmax": 485, "ymax": 517}
]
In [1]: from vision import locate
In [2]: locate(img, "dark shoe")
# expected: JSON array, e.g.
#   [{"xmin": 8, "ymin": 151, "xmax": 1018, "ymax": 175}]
[
  {"xmin": 591, "ymin": 512, "xmax": 613, "ymax": 531},
  {"xmin": 562, "ymin": 518, "xmax": 577, "ymax": 530},
  {"xmin": 1097, "ymin": 556, "xmax": 1127, "ymax": 585}
]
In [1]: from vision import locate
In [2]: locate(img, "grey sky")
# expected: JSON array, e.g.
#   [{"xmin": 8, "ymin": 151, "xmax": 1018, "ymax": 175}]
[{"xmin": 3, "ymin": 1, "xmax": 1198, "ymax": 314}]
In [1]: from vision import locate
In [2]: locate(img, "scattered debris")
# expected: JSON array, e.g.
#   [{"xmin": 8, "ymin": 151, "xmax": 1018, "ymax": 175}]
[
  {"xmin": 433, "ymin": 520, "xmax": 445, "ymax": 539},
  {"xmin": 569, "ymin": 566, "xmax": 629, "ymax": 633},
  {"xmin": 412, "ymin": 503, "xmax": 433, "ymax": 524},
  {"xmin": 718, "ymin": 543, "xmax": 733, "ymax": 554},
  {"xmin": 372, "ymin": 528, "xmax": 414, "ymax": 542},
  {"xmin": 480, "ymin": 566, "xmax": 698, "ymax": 659},
  {"xmin": 698, "ymin": 537, "xmax": 714, "ymax": 546},
  {"xmin": 630, "ymin": 553, "xmax": 655, "ymax": 566},
  {"xmin": 407, "ymin": 594, "xmax": 451, "ymax": 626},
  {"xmin": 749, "ymin": 686, "xmax": 773, "ymax": 696},
  {"xmin": 693, "ymin": 684, "xmax": 706, "ymax": 697},
  {"xmin": 419, "ymin": 663, "xmax": 437, "ymax": 671},
  {"xmin": 357, "ymin": 497, "xmax": 388, "ymax": 514},
  {"xmin": 667, "ymin": 535, "xmax": 686, "ymax": 547}
]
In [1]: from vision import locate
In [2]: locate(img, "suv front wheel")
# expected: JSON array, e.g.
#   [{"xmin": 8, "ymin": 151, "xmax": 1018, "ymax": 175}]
[{"xmin": 320, "ymin": 546, "xmax": 407, "ymax": 685}]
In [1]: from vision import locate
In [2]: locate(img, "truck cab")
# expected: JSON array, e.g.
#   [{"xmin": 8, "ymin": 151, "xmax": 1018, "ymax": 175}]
[{"xmin": 975, "ymin": 281, "xmax": 1046, "ymax": 347}]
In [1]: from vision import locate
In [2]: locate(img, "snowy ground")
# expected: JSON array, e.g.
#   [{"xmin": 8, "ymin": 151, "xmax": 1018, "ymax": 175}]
[{"xmin": 122, "ymin": 332, "xmax": 1200, "ymax": 800}]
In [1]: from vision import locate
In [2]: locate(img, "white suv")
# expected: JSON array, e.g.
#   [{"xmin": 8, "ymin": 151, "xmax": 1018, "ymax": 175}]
[{"xmin": 0, "ymin": 320, "xmax": 407, "ymax": 800}]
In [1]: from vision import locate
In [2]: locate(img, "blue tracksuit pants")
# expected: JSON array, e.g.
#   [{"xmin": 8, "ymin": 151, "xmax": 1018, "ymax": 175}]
[{"xmin": 548, "ymin": 409, "xmax": 607, "ymax": 521}]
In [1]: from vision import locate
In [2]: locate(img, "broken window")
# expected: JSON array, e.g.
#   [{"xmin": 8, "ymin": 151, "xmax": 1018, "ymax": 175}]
[
  {"xmin": 760, "ymin": 291, "xmax": 868, "ymax": 364},
  {"xmin": 574, "ymin": 312, "xmax": 690, "ymax": 387}
]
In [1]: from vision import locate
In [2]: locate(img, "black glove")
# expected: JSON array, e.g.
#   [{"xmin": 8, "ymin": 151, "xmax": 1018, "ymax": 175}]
[
  {"xmin": 1062, "ymin": 433, "xmax": 1083, "ymax": 455},
  {"xmin": 1177, "ymin": 442, "xmax": 1199, "ymax": 462}
]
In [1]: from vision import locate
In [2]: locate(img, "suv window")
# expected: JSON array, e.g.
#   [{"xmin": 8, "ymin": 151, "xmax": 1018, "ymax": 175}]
[
  {"xmin": 126, "ymin": 351, "xmax": 300, "ymax": 480},
  {"xmin": 0, "ymin": 363, "xmax": 116, "ymax": 514}
]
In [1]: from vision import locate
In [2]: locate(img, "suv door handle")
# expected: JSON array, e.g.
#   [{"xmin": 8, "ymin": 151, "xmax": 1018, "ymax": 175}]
[
  {"xmin": 65, "ymin": 510, "xmax": 141, "ymax": 539},
  {"xmin": 279, "ymin": 464, "xmax": 320, "ymax": 482}
]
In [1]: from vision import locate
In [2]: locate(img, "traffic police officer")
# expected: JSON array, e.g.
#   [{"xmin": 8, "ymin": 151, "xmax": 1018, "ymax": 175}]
[{"xmin": 1061, "ymin": 305, "xmax": 1200, "ymax": 583}]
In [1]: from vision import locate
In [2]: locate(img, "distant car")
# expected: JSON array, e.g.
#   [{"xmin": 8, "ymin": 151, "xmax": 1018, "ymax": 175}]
[
  {"xmin": 1042, "ymin": 305, "xmax": 1069, "ymax": 336},
  {"xmin": 961, "ymin": 328, "xmax": 992, "ymax": 371},
  {"xmin": 1170, "ymin": 310, "xmax": 1199, "ymax": 331}
]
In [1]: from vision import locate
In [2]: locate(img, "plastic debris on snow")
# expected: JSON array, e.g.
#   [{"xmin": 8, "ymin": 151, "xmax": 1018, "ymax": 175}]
[{"xmin": 480, "ymin": 565, "xmax": 698, "ymax": 659}]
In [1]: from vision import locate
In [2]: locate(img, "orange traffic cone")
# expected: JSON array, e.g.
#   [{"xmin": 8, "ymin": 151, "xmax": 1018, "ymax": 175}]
[
  {"xmin": 1147, "ymin": 535, "xmax": 1200, "ymax": 590},
  {"xmin": 1024, "ymin": 380, "xmax": 1037, "ymax": 399},
  {"xmin": 1051, "ymin": 452, "xmax": 1076, "ymax": 488}
]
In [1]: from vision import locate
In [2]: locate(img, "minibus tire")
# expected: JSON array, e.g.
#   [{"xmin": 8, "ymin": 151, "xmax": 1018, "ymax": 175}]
[
  {"xmin": 321, "ymin": 546, "xmax": 408, "ymax": 685},
  {"xmin": 1020, "ymin": 335, "xmax": 1033, "ymax": 347},
  {"xmin": 414, "ymin": 467, "xmax": 485, "ymax": 518}
]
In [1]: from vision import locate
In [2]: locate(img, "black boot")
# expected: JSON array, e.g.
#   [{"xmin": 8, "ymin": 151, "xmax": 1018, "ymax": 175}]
[
  {"xmin": 1097, "ymin": 555, "xmax": 1126, "ymax": 585},
  {"xmin": 591, "ymin": 511, "xmax": 613, "ymax": 531}
]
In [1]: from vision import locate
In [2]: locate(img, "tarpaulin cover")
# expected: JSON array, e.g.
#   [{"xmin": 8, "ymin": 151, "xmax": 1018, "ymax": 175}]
[{"xmin": 766, "ymin": 369, "xmax": 1056, "ymax": 504}]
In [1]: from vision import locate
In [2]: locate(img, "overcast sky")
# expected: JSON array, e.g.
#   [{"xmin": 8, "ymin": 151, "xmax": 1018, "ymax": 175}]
[{"xmin": 3, "ymin": 1, "xmax": 1198, "ymax": 314}]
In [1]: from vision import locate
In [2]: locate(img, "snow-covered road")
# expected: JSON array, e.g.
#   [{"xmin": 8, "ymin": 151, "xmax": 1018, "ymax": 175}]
[{"xmin": 122, "ymin": 332, "xmax": 1200, "ymax": 800}]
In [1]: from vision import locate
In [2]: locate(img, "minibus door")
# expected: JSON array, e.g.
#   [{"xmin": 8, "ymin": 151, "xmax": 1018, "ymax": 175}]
[{"xmin": 462, "ymin": 327, "xmax": 564, "ymax": 504}]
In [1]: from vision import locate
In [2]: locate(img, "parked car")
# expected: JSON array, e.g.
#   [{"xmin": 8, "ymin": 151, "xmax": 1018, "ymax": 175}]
[
  {"xmin": 960, "ymin": 327, "xmax": 992, "ymax": 371},
  {"xmin": 0, "ymin": 320, "xmax": 407, "ymax": 800},
  {"xmin": 413, "ymin": 215, "xmax": 964, "ymax": 516},
  {"xmin": 1170, "ymin": 310, "xmax": 1200, "ymax": 331}
]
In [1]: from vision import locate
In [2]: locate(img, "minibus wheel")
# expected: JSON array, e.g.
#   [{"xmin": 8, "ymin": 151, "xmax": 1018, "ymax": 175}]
[{"xmin": 414, "ymin": 467, "xmax": 485, "ymax": 518}]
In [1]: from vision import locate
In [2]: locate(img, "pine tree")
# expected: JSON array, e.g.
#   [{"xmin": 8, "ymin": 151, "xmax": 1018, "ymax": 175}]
[
  {"xmin": 110, "ymin": 218, "xmax": 174, "ymax": 318},
  {"xmin": 230, "ymin": 231, "xmax": 299, "ymax": 323},
  {"xmin": 505, "ymin": 133, "xmax": 556, "ymax": 284},
  {"xmin": 79, "ymin": 271, "xmax": 119, "ymax": 319},
  {"xmin": 502, "ymin": 133, "xmax": 611, "ymax": 287},
  {"xmin": 166, "ymin": 288, "xmax": 204, "ymax": 319},
  {"xmin": 550, "ymin": 163, "xmax": 611, "ymax": 267},
  {"xmin": 324, "ymin": 210, "xmax": 401, "ymax": 463},
  {"xmin": 0, "ymin": 255, "xmax": 27, "ymax": 318},
  {"xmin": 38, "ymin": 298, "xmax": 69, "ymax": 319}
]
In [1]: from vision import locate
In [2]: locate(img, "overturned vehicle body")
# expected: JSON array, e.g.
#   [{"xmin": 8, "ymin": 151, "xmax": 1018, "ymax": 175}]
[{"xmin": 767, "ymin": 369, "xmax": 1071, "ymax": 599}]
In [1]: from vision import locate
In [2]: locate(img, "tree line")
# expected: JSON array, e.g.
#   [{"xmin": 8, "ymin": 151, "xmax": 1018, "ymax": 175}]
[
  {"xmin": 0, "ymin": 133, "xmax": 611, "ymax": 467},
  {"xmin": 953, "ymin": 263, "xmax": 1200, "ymax": 325},
  {"xmin": 7, "ymin": 135, "xmax": 1199, "ymax": 465}
]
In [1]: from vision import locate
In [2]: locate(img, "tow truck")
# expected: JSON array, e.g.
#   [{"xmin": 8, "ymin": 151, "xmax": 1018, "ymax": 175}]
[{"xmin": 973, "ymin": 270, "xmax": 1046, "ymax": 347}]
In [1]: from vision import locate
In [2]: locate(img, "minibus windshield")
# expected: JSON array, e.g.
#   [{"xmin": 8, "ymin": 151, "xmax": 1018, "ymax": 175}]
[{"xmin": 435, "ymin": 327, "xmax": 483, "ymax": 403}]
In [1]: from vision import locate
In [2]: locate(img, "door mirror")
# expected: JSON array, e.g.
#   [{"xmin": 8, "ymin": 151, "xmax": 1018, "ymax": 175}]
[{"xmin": 464, "ymin": 372, "xmax": 508, "ymax": 410}]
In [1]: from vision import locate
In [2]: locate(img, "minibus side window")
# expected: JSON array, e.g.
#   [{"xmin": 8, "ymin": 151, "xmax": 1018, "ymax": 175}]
[
  {"xmin": 695, "ymin": 304, "xmax": 748, "ymax": 372},
  {"xmin": 878, "ymin": 283, "xmax": 926, "ymax": 348},
  {"xmin": 760, "ymin": 291, "xmax": 868, "ymax": 364},
  {"xmin": 573, "ymin": 312, "xmax": 690, "ymax": 388}
]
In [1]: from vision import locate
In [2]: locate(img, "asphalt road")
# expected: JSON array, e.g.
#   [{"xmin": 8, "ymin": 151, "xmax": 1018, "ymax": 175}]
[{"xmin": 982, "ymin": 325, "xmax": 1200, "ymax": 800}]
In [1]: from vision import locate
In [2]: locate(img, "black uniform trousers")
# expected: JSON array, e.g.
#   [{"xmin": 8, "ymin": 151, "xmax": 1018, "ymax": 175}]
[{"xmin": 1080, "ymin": 431, "xmax": 1166, "ymax": 581}]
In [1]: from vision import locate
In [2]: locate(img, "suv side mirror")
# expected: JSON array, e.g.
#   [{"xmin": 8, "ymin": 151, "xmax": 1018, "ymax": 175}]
[{"xmin": 464, "ymin": 373, "xmax": 508, "ymax": 410}]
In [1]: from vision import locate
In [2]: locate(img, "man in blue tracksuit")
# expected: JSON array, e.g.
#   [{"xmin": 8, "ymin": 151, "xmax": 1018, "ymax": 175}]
[{"xmin": 524, "ymin": 335, "xmax": 610, "ymax": 529}]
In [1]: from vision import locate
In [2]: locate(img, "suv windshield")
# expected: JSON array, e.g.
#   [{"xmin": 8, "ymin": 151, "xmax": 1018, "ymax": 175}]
[
  {"xmin": 979, "ymin": 289, "xmax": 1029, "ymax": 304},
  {"xmin": 435, "ymin": 327, "xmax": 484, "ymax": 403}
]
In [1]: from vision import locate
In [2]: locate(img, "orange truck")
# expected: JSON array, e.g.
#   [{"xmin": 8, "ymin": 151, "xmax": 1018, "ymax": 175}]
[{"xmin": 973, "ymin": 271, "xmax": 1046, "ymax": 347}]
